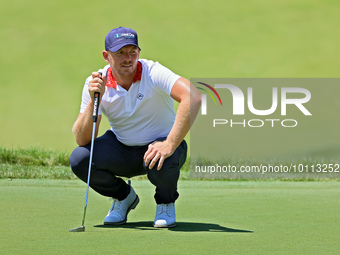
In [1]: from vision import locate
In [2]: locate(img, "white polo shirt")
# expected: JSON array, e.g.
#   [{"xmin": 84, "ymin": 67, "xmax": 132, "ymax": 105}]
[{"xmin": 80, "ymin": 59, "xmax": 180, "ymax": 146}]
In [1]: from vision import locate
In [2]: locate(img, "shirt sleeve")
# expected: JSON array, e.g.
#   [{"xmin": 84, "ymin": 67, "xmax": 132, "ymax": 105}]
[{"xmin": 148, "ymin": 61, "xmax": 181, "ymax": 96}]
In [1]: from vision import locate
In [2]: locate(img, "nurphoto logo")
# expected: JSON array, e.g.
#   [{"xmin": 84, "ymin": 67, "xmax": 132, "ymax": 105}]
[{"xmin": 195, "ymin": 81, "xmax": 312, "ymax": 128}]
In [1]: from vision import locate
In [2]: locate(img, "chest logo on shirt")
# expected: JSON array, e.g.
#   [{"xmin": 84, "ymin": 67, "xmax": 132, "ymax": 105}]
[{"xmin": 137, "ymin": 93, "xmax": 145, "ymax": 100}]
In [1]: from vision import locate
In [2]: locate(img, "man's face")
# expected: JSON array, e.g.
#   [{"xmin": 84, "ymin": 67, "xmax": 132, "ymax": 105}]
[{"xmin": 103, "ymin": 45, "xmax": 140, "ymax": 78}]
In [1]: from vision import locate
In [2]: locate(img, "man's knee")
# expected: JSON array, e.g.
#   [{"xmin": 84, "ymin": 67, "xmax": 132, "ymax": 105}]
[
  {"xmin": 146, "ymin": 140, "xmax": 187, "ymax": 188},
  {"xmin": 146, "ymin": 155, "xmax": 180, "ymax": 188},
  {"xmin": 70, "ymin": 146, "xmax": 90, "ymax": 180}
]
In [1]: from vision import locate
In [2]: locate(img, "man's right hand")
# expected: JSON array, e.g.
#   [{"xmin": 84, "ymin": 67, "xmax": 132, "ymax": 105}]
[
  {"xmin": 72, "ymin": 72, "xmax": 105, "ymax": 146},
  {"xmin": 89, "ymin": 72, "xmax": 106, "ymax": 101}
]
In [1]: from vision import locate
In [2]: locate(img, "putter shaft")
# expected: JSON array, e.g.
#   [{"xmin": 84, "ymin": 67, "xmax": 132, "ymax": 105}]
[
  {"xmin": 70, "ymin": 91, "xmax": 100, "ymax": 232},
  {"xmin": 81, "ymin": 121, "xmax": 96, "ymax": 226}
]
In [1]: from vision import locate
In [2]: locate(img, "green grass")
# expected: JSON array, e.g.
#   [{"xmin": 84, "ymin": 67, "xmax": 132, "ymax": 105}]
[
  {"xmin": 0, "ymin": 147, "xmax": 74, "ymax": 179},
  {"xmin": 1, "ymin": 1, "xmax": 339, "ymax": 253},
  {"xmin": 2, "ymin": 147, "xmax": 340, "ymax": 181},
  {"xmin": 0, "ymin": 147, "xmax": 69, "ymax": 166},
  {"xmin": 2, "ymin": 147, "xmax": 339, "ymax": 181},
  {"xmin": 0, "ymin": 146, "xmax": 190, "ymax": 180},
  {"xmin": 1, "ymin": 0, "xmax": 340, "ymax": 151},
  {"xmin": 1, "ymin": 179, "xmax": 339, "ymax": 255}
]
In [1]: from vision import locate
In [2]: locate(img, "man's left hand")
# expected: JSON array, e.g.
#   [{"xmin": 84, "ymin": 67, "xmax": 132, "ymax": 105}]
[{"xmin": 144, "ymin": 140, "xmax": 175, "ymax": 170}]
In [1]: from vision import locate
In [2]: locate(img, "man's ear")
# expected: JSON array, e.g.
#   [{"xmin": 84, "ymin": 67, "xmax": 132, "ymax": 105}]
[{"xmin": 102, "ymin": 50, "xmax": 110, "ymax": 63}]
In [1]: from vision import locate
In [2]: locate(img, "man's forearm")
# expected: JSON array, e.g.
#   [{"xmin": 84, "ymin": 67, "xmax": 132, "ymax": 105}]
[
  {"xmin": 166, "ymin": 94, "xmax": 201, "ymax": 151},
  {"xmin": 72, "ymin": 100, "xmax": 101, "ymax": 146},
  {"xmin": 144, "ymin": 78, "xmax": 201, "ymax": 170}
]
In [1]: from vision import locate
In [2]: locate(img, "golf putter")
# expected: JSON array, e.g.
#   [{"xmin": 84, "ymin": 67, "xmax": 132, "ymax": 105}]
[{"xmin": 70, "ymin": 73, "xmax": 102, "ymax": 232}]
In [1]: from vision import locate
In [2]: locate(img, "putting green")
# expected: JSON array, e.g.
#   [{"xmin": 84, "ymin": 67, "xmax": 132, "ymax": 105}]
[{"xmin": 1, "ymin": 179, "xmax": 339, "ymax": 254}]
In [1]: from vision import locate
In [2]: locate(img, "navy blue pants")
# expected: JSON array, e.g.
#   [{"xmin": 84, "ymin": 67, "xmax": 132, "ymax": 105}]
[{"xmin": 70, "ymin": 130, "xmax": 187, "ymax": 204}]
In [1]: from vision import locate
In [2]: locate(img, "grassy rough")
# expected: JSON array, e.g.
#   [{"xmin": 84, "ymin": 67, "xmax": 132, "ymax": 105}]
[
  {"xmin": 0, "ymin": 164, "xmax": 75, "ymax": 180},
  {"xmin": 0, "ymin": 147, "xmax": 190, "ymax": 180},
  {"xmin": 1, "ymin": 0, "xmax": 340, "ymax": 151},
  {"xmin": 0, "ymin": 147, "xmax": 70, "ymax": 166},
  {"xmin": 0, "ymin": 147, "xmax": 72, "ymax": 179},
  {"xmin": 1, "ymin": 147, "xmax": 339, "ymax": 181}
]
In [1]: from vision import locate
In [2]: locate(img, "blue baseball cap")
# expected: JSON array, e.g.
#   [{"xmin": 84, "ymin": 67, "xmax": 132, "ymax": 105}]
[{"xmin": 105, "ymin": 27, "xmax": 140, "ymax": 52}]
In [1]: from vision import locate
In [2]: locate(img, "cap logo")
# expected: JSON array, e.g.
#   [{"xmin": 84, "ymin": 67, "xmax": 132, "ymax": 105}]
[{"xmin": 114, "ymin": 33, "xmax": 135, "ymax": 39}]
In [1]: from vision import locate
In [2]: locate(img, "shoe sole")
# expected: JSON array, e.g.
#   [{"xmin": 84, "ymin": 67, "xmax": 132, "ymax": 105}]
[
  {"xmin": 104, "ymin": 195, "xmax": 139, "ymax": 225},
  {"xmin": 153, "ymin": 222, "xmax": 176, "ymax": 228}
]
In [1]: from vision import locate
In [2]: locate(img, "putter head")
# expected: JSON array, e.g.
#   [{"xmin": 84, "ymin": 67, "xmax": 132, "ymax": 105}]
[{"xmin": 69, "ymin": 225, "xmax": 85, "ymax": 232}]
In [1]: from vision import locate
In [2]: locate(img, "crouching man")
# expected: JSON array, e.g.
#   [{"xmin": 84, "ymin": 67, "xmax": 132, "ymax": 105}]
[{"xmin": 70, "ymin": 27, "xmax": 201, "ymax": 228}]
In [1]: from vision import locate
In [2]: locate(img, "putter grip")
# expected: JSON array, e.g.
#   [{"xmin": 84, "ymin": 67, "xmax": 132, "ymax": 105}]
[
  {"xmin": 93, "ymin": 92, "xmax": 100, "ymax": 122},
  {"xmin": 92, "ymin": 72, "xmax": 103, "ymax": 122}
]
